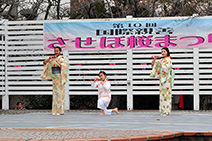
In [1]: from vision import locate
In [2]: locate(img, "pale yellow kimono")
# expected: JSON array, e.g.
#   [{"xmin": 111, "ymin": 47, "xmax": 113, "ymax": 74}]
[
  {"xmin": 41, "ymin": 55, "xmax": 69, "ymax": 114},
  {"xmin": 150, "ymin": 57, "xmax": 172, "ymax": 115}
]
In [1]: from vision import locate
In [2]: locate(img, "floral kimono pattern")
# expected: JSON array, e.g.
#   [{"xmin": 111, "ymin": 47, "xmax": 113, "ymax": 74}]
[
  {"xmin": 41, "ymin": 55, "xmax": 69, "ymax": 114},
  {"xmin": 150, "ymin": 57, "xmax": 172, "ymax": 115},
  {"xmin": 92, "ymin": 80, "xmax": 111, "ymax": 107}
]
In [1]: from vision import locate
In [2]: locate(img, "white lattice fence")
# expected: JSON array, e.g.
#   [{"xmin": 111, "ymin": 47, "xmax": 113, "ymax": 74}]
[
  {"xmin": 0, "ymin": 21, "xmax": 6, "ymax": 96},
  {"xmin": 132, "ymin": 48, "xmax": 194, "ymax": 95},
  {"xmin": 199, "ymin": 48, "xmax": 212, "ymax": 94},
  {"xmin": 1, "ymin": 18, "xmax": 212, "ymax": 110},
  {"xmin": 6, "ymin": 21, "xmax": 47, "ymax": 97},
  {"xmin": 69, "ymin": 50, "xmax": 128, "ymax": 95}
]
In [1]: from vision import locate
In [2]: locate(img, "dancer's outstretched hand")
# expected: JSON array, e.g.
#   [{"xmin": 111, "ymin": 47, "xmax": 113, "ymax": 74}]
[
  {"xmin": 151, "ymin": 55, "xmax": 161, "ymax": 59},
  {"xmin": 49, "ymin": 56, "xmax": 56, "ymax": 59},
  {"xmin": 94, "ymin": 78, "xmax": 99, "ymax": 82}
]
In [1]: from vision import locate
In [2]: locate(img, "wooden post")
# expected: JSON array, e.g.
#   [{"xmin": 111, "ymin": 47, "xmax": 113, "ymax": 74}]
[
  {"xmin": 2, "ymin": 20, "xmax": 9, "ymax": 110},
  {"xmin": 127, "ymin": 50, "xmax": 133, "ymax": 110},
  {"xmin": 193, "ymin": 48, "xmax": 199, "ymax": 110},
  {"xmin": 126, "ymin": 15, "xmax": 133, "ymax": 110}
]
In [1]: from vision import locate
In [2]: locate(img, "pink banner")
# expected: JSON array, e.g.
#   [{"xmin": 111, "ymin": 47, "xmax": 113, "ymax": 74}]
[{"xmin": 44, "ymin": 18, "xmax": 212, "ymax": 51}]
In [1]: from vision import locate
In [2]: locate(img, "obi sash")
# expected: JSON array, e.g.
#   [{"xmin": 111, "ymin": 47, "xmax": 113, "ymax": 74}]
[{"xmin": 52, "ymin": 67, "xmax": 61, "ymax": 74}]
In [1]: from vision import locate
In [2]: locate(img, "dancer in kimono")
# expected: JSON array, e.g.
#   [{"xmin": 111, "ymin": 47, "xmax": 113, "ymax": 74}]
[
  {"xmin": 41, "ymin": 47, "xmax": 69, "ymax": 115},
  {"xmin": 91, "ymin": 71, "xmax": 119, "ymax": 115},
  {"xmin": 150, "ymin": 47, "xmax": 173, "ymax": 116}
]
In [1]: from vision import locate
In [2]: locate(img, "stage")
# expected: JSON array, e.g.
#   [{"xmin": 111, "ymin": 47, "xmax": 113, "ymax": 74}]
[{"xmin": 0, "ymin": 110, "xmax": 212, "ymax": 140}]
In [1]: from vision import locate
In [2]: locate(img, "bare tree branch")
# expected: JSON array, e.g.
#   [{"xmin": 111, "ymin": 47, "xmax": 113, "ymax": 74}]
[
  {"xmin": 44, "ymin": 0, "xmax": 53, "ymax": 20},
  {"xmin": 56, "ymin": 0, "xmax": 61, "ymax": 19}
]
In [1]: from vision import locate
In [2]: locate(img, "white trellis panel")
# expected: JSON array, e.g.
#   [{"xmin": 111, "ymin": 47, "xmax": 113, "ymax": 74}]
[
  {"xmin": 6, "ymin": 21, "xmax": 50, "ymax": 96},
  {"xmin": 132, "ymin": 48, "xmax": 195, "ymax": 95},
  {"xmin": 1, "ymin": 17, "xmax": 212, "ymax": 110},
  {"xmin": 69, "ymin": 50, "xmax": 128, "ymax": 95},
  {"xmin": 199, "ymin": 48, "xmax": 212, "ymax": 95},
  {"xmin": 0, "ymin": 21, "xmax": 6, "ymax": 96}
]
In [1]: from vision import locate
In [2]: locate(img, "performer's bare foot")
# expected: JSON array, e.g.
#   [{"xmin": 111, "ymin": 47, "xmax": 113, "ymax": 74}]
[
  {"xmin": 99, "ymin": 110, "xmax": 104, "ymax": 115},
  {"xmin": 112, "ymin": 108, "xmax": 119, "ymax": 115},
  {"xmin": 99, "ymin": 112, "xmax": 104, "ymax": 115}
]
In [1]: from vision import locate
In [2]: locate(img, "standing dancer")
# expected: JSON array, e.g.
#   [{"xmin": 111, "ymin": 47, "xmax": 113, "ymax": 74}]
[
  {"xmin": 150, "ymin": 47, "xmax": 173, "ymax": 116},
  {"xmin": 92, "ymin": 71, "xmax": 119, "ymax": 115},
  {"xmin": 41, "ymin": 47, "xmax": 69, "ymax": 115}
]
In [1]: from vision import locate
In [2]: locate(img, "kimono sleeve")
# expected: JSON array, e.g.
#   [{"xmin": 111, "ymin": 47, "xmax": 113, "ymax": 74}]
[
  {"xmin": 58, "ymin": 56, "xmax": 69, "ymax": 85},
  {"xmin": 41, "ymin": 60, "xmax": 52, "ymax": 80},
  {"xmin": 91, "ymin": 81, "xmax": 100, "ymax": 89}
]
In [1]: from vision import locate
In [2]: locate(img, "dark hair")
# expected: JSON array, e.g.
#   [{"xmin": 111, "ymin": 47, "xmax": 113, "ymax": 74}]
[
  {"xmin": 54, "ymin": 47, "xmax": 62, "ymax": 51},
  {"xmin": 99, "ymin": 71, "xmax": 106, "ymax": 76},
  {"xmin": 17, "ymin": 102, "xmax": 22, "ymax": 106},
  {"xmin": 161, "ymin": 47, "xmax": 170, "ymax": 57}
]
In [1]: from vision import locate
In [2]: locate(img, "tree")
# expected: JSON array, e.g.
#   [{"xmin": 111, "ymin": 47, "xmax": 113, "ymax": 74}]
[
  {"xmin": 70, "ymin": 0, "xmax": 109, "ymax": 19},
  {"xmin": 1, "ymin": 0, "xmax": 212, "ymax": 21},
  {"xmin": 0, "ymin": 0, "xmax": 19, "ymax": 20},
  {"xmin": 19, "ymin": 0, "xmax": 44, "ymax": 20}
]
